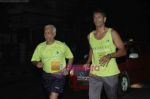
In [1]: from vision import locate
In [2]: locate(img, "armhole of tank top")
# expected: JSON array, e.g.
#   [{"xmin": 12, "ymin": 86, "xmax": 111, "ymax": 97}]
[
  {"xmin": 89, "ymin": 31, "xmax": 93, "ymax": 39},
  {"xmin": 109, "ymin": 28, "xmax": 116, "ymax": 47}
]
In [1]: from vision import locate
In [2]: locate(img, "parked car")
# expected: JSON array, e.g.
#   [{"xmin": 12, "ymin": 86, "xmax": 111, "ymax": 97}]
[{"xmin": 69, "ymin": 39, "xmax": 150, "ymax": 94}]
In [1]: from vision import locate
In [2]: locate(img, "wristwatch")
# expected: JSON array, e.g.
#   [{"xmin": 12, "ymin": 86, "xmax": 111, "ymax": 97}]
[{"xmin": 107, "ymin": 54, "xmax": 112, "ymax": 58}]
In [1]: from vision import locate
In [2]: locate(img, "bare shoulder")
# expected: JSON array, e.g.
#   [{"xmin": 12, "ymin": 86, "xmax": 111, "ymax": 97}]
[
  {"xmin": 87, "ymin": 33, "xmax": 90, "ymax": 40},
  {"xmin": 110, "ymin": 28, "xmax": 125, "ymax": 48},
  {"xmin": 111, "ymin": 28, "xmax": 121, "ymax": 40},
  {"xmin": 111, "ymin": 28, "xmax": 119, "ymax": 35},
  {"xmin": 87, "ymin": 31, "xmax": 93, "ymax": 40}
]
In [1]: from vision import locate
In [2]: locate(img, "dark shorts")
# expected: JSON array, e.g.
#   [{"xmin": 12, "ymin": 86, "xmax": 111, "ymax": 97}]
[{"xmin": 42, "ymin": 72, "xmax": 66, "ymax": 94}]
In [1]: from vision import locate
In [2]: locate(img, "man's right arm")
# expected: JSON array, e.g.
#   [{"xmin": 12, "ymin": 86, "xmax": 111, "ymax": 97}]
[
  {"xmin": 31, "ymin": 45, "xmax": 43, "ymax": 68},
  {"xmin": 32, "ymin": 61, "xmax": 43, "ymax": 68},
  {"xmin": 84, "ymin": 34, "xmax": 92, "ymax": 69},
  {"xmin": 86, "ymin": 34, "xmax": 92, "ymax": 64},
  {"xmin": 32, "ymin": 61, "xmax": 39, "ymax": 66},
  {"xmin": 86, "ymin": 48, "xmax": 92, "ymax": 64}
]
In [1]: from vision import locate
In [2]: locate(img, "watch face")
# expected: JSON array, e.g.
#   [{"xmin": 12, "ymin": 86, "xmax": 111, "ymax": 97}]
[{"xmin": 108, "ymin": 54, "xmax": 112, "ymax": 58}]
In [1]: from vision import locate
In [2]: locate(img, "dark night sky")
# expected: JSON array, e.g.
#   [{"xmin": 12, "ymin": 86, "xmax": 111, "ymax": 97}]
[
  {"xmin": 0, "ymin": 0, "xmax": 149, "ymax": 39},
  {"xmin": 0, "ymin": 0, "xmax": 149, "ymax": 64}
]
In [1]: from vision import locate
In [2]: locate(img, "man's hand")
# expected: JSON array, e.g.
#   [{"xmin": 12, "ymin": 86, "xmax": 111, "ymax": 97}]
[
  {"xmin": 36, "ymin": 62, "xmax": 44, "ymax": 68},
  {"xmin": 62, "ymin": 65, "xmax": 75, "ymax": 76},
  {"xmin": 99, "ymin": 55, "xmax": 111, "ymax": 66},
  {"xmin": 83, "ymin": 64, "xmax": 90, "ymax": 71},
  {"xmin": 62, "ymin": 68, "xmax": 69, "ymax": 76},
  {"xmin": 69, "ymin": 69, "xmax": 74, "ymax": 76}
]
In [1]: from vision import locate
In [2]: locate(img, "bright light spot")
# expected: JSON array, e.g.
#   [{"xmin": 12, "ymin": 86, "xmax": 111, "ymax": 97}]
[{"xmin": 131, "ymin": 83, "xmax": 143, "ymax": 88}]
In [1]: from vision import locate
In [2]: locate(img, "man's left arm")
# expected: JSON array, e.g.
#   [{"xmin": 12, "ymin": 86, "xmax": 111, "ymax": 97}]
[
  {"xmin": 64, "ymin": 44, "xmax": 74, "ymax": 70},
  {"xmin": 100, "ymin": 29, "xmax": 127, "ymax": 65},
  {"xmin": 110, "ymin": 29, "xmax": 127, "ymax": 58},
  {"xmin": 67, "ymin": 58, "xmax": 74, "ymax": 67}
]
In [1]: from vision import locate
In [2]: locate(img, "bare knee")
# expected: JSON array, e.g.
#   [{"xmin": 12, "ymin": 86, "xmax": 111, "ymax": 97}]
[{"xmin": 49, "ymin": 92, "xmax": 59, "ymax": 99}]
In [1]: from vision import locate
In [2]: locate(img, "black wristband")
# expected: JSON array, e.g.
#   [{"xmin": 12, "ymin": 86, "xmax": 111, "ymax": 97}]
[{"xmin": 107, "ymin": 54, "xmax": 112, "ymax": 58}]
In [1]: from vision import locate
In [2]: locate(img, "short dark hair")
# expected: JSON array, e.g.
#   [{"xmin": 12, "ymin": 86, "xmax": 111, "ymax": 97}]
[{"xmin": 93, "ymin": 9, "xmax": 106, "ymax": 17}]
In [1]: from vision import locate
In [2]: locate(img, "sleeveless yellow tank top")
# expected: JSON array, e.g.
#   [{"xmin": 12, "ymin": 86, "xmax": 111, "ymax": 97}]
[{"xmin": 89, "ymin": 28, "xmax": 120, "ymax": 76}]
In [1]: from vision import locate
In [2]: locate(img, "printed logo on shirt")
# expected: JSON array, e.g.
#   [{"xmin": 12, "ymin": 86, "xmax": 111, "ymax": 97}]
[{"xmin": 51, "ymin": 61, "xmax": 61, "ymax": 72}]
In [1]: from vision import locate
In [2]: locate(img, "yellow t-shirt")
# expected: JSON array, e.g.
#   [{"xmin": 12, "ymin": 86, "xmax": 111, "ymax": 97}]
[
  {"xmin": 31, "ymin": 40, "xmax": 73, "ymax": 73},
  {"xmin": 89, "ymin": 28, "xmax": 120, "ymax": 76}
]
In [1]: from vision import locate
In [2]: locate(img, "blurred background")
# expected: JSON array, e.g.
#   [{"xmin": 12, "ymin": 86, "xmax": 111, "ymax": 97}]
[
  {"xmin": 0, "ymin": 0, "xmax": 150, "ymax": 99},
  {"xmin": 0, "ymin": 0, "xmax": 149, "ymax": 66}
]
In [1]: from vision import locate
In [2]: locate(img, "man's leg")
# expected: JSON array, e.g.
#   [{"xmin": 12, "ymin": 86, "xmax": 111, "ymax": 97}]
[
  {"xmin": 89, "ymin": 77, "xmax": 103, "ymax": 99},
  {"xmin": 103, "ymin": 75, "xmax": 119, "ymax": 99},
  {"xmin": 49, "ymin": 92, "xmax": 59, "ymax": 99},
  {"xmin": 42, "ymin": 72, "xmax": 65, "ymax": 99},
  {"xmin": 49, "ymin": 76, "xmax": 65, "ymax": 99}
]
